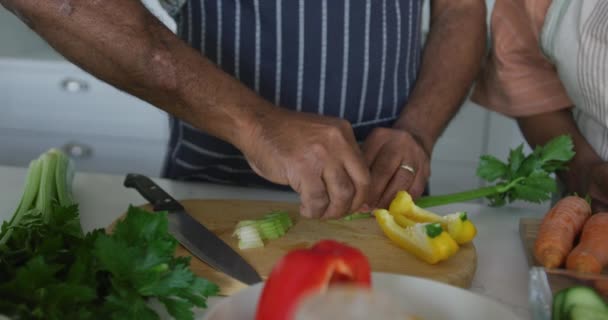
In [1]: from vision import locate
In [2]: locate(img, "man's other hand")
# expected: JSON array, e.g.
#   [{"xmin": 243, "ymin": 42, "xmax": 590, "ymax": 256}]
[{"xmin": 362, "ymin": 127, "xmax": 430, "ymax": 209}]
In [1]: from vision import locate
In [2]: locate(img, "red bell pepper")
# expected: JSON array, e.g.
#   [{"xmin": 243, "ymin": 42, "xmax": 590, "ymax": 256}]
[{"xmin": 255, "ymin": 240, "xmax": 371, "ymax": 320}]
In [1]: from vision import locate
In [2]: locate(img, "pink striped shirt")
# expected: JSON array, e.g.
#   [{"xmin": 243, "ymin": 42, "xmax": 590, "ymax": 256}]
[{"xmin": 472, "ymin": 0, "xmax": 573, "ymax": 116}]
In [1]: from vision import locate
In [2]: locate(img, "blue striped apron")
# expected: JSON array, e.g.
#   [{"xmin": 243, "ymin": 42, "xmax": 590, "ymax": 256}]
[{"xmin": 163, "ymin": 0, "xmax": 423, "ymax": 188}]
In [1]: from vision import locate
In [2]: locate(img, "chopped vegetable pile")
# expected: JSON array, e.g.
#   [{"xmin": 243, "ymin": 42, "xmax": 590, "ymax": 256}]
[
  {"xmin": 0, "ymin": 149, "xmax": 218, "ymax": 320},
  {"xmin": 233, "ymin": 211, "xmax": 293, "ymax": 249},
  {"xmin": 416, "ymin": 134, "xmax": 575, "ymax": 208}
]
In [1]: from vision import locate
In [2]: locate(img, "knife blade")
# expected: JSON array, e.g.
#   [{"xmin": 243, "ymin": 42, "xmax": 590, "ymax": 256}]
[{"xmin": 123, "ymin": 173, "xmax": 262, "ymax": 285}]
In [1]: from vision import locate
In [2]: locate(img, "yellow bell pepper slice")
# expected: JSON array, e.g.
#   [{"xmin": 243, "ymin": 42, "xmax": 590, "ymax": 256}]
[
  {"xmin": 389, "ymin": 190, "xmax": 441, "ymax": 222},
  {"xmin": 443, "ymin": 212, "xmax": 477, "ymax": 245},
  {"xmin": 374, "ymin": 209, "xmax": 459, "ymax": 264},
  {"xmin": 388, "ymin": 191, "xmax": 477, "ymax": 245},
  {"xmin": 393, "ymin": 214, "xmax": 416, "ymax": 228}
]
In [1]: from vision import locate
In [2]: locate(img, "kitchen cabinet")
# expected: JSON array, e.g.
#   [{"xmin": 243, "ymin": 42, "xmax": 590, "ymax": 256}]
[
  {"xmin": 0, "ymin": 59, "xmax": 170, "ymax": 176},
  {"xmin": 0, "ymin": 60, "xmax": 168, "ymax": 140},
  {"xmin": 0, "ymin": 128, "xmax": 167, "ymax": 177},
  {"xmin": 0, "ymin": 7, "xmax": 169, "ymax": 177}
]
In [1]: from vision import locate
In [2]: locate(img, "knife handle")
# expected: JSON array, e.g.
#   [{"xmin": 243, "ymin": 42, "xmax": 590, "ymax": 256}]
[{"xmin": 124, "ymin": 173, "xmax": 184, "ymax": 211}]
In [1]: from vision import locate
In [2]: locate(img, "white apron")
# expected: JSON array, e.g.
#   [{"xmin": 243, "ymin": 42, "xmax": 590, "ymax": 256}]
[{"xmin": 541, "ymin": 0, "xmax": 608, "ymax": 159}]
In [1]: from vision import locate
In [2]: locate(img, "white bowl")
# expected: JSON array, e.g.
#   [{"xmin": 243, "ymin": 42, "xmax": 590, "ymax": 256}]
[{"xmin": 203, "ymin": 272, "xmax": 522, "ymax": 320}]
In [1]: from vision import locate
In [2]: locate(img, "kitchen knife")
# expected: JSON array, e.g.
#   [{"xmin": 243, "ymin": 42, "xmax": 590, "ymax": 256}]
[{"xmin": 123, "ymin": 173, "xmax": 262, "ymax": 285}]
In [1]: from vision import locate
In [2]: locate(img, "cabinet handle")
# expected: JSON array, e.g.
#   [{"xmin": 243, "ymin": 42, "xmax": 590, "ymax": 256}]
[
  {"xmin": 61, "ymin": 142, "xmax": 93, "ymax": 159},
  {"xmin": 60, "ymin": 78, "xmax": 89, "ymax": 93}
]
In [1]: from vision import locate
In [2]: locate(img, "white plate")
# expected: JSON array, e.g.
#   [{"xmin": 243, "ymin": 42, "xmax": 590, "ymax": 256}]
[{"xmin": 203, "ymin": 272, "xmax": 522, "ymax": 320}]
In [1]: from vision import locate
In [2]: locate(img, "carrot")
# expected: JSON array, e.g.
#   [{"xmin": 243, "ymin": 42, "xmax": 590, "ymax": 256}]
[
  {"xmin": 534, "ymin": 196, "xmax": 592, "ymax": 268},
  {"xmin": 566, "ymin": 213, "xmax": 608, "ymax": 273}
]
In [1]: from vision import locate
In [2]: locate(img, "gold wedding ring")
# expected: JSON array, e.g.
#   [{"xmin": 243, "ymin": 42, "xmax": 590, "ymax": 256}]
[{"xmin": 399, "ymin": 164, "xmax": 416, "ymax": 175}]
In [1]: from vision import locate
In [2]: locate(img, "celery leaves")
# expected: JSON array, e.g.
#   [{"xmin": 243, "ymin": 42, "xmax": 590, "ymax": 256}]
[{"xmin": 416, "ymin": 135, "xmax": 575, "ymax": 208}]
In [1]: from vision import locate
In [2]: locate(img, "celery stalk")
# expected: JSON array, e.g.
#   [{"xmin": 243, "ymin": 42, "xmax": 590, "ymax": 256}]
[
  {"xmin": 53, "ymin": 149, "xmax": 74, "ymax": 206},
  {"xmin": 35, "ymin": 151, "xmax": 58, "ymax": 220},
  {"xmin": 8, "ymin": 159, "xmax": 42, "ymax": 226},
  {"xmin": 0, "ymin": 149, "xmax": 75, "ymax": 245},
  {"xmin": 0, "ymin": 159, "xmax": 43, "ymax": 246}
]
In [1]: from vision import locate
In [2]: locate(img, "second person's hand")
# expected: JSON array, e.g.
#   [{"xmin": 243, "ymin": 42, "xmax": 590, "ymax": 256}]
[
  {"xmin": 239, "ymin": 108, "xmax": 371, "ymax": 219},
  {"xmin": 572, "ymin": 162, "xmax": 608, "ymax": 213}
]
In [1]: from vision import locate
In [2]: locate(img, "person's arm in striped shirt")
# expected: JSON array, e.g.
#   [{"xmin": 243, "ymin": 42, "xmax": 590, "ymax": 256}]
[{"xmin": 363, "ymin": 0, "xmax": 487, "ymax": 208}]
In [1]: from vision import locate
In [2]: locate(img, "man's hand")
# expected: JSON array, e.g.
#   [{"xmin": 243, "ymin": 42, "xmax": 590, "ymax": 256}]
[
  {"xmin": 240, "ymin": 109, "xmax": 371, "ymax": 219},
  {"xmin": 362, "ymin": 128, "xmax": 430, "ymax": 209}
]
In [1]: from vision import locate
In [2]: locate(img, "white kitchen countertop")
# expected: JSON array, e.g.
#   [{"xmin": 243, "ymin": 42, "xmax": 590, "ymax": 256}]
[{"xmin": 0, "ymin": 165, "xmax": 545, "ymax": 319}]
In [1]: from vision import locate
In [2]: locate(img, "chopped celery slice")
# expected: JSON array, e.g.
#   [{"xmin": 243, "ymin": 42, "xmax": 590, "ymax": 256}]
[
  {"xmin": 235, "ymin": 224, "xmax": 264, "ymax": 249},
  {"xmin": 264, "ymin": 211, "xmax": 292, "ymax": 229},
  {"xmin": 257, "ymin": 219, "xmax": 282, "ymax": 239},
  {"xmin": 232, "ymin": 211, "xmax": 294, "ymax": 250}
]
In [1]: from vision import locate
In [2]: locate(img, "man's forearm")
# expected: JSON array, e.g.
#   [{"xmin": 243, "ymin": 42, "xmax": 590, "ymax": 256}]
[
  {"xmin": 1, "ymin": 0, "xmax": 273, "ymax": 149},
  {"xmin": 393, "ymin": 0, "xmax": 486, "ymax": 155},
  {"xmin": 518, "ymin": 109, "xmax": 603, "ymax": 191}
]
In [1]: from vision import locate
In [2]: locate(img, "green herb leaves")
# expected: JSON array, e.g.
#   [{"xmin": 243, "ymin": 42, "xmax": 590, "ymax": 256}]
[
  {"xmin": 477, "ymin": 155, "xmax": 509, "ymax": 182},
  {"xmin": 540, "ymin": 135, "xmax": 577, "ymax": 163},
  {"xmin": 0, "ymin": 205, "xmax": 218, "ymax": 320},
  {"xmin": 417, "ymin": 135, "xmax": 575, "ymax": 208},
  {"xmin": 476, "ymin": 135, "xmax": 574, "ymax": 206},
  {"xmin": 95, "ymin": 207, "xmax": 219, "ymax": 319},
  {"xmin": 477, "ymin": 135, "xmax": 574, "ymax": 184}
]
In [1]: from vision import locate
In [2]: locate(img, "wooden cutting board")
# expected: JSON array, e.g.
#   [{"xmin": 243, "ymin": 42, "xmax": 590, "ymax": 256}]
[
  {"xmin": 115, "ymin": 199, "xmax": 477, "ymax": 295},
  {"xmin": 519, "ymin": 218, "xmax": 543, "ymax": 267}
]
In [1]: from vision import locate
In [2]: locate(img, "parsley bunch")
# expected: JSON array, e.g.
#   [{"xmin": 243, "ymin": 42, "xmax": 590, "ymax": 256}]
[
  {"xmin": 415, "ymin": 135, "xmax": 576, "ymax": 208},
  {"xmin": 0, "ymin": 149, "xmax": 218, "ymax": 319}
]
